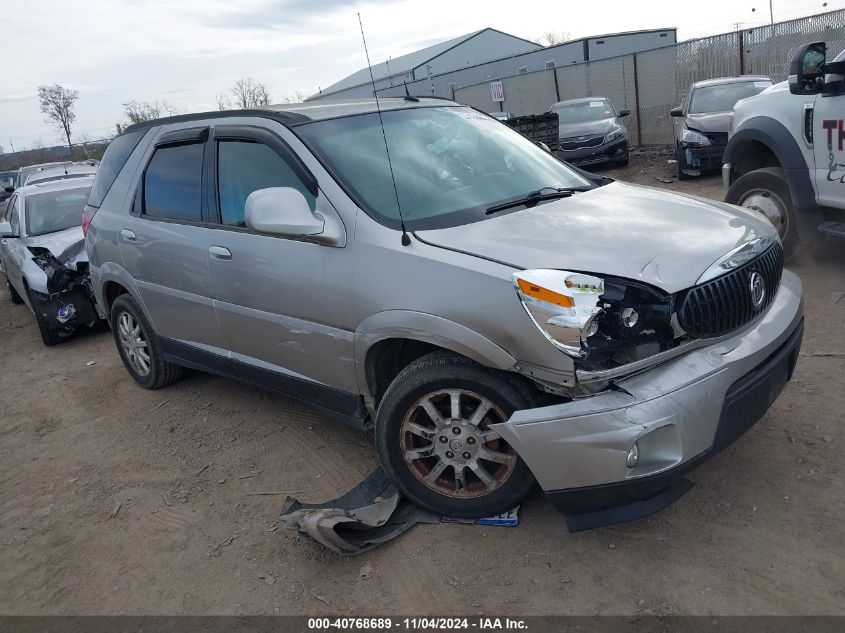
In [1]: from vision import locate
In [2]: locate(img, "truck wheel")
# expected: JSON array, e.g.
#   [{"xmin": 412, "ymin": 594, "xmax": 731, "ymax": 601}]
[
  {"xmin": 26, "ymin": 288, "xmax": 63, "ymax": 346},
  {"xmin": 5, "ymin": 275, "xmax": 23, "ymax": 305},
  {"xmin": 375, "ymin": 351, "xmax": 536, "ymax": 518},
  {"xmin": 110, "ymin": 294, "xmax": 183, "ymax": 389},
  {"xmin": 726, "ymin": 167, "xmax": 797, "ymax": 258}
]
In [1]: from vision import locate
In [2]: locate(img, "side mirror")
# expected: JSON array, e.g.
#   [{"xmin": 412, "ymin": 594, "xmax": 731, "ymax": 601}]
[
  {"xmin": 789, "ymin": 41, "xmax": 826, "ymax": 95},
  {"xmin": 245, "ymin": 187, "xmax": 324, "ymax": 237},
  {"xmin": 0, "ymin": 220, "xmax": 14, "ymax": 238},
  {"xmin": 618, "ymin": 109, "xmax": 631, "ymax": 117},
  {"xmin": 670, "ymin": 107, "xmax": 684, "ymax": 117}
]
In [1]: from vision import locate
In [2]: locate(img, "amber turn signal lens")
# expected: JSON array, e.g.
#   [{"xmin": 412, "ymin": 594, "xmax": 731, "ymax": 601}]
[{"xmin": 516, "ymin": 278, "xmax": 574, "ymax": 308}]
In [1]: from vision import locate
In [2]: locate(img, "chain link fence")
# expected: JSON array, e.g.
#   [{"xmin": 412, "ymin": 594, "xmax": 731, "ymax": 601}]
[{"xmin": 451, "ymin": 9, "xmax": 845, "ymax": 147}]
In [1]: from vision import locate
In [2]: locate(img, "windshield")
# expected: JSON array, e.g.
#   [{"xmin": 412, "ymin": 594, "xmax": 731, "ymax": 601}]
[
  {"xmin": 296, "ymin": 106, "xmax": 591, "ymax": 230},
  {"xmin": 24, "ymin": 186, "xmax": 91, "ymax": 236},
  {"xmin": 550, "ymin": 100, "xmax": 616, "ymax": 124},
  {"xmin": 689, "ymin": 81, "xmax": 772, "ymax": 113}
]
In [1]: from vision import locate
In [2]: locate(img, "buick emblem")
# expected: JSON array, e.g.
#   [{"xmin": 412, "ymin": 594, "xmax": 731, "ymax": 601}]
[{"xmin": 749, "ymin": 271, "xmax": 766, "ymax": 310}]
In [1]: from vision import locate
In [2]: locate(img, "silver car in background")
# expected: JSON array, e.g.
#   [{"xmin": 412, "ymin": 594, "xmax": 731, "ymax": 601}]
[
  {"xmin": 549, "ymin": 97, "xmax": 630, "ymax": 167},
  {"xmin": 671, "ymin": 76, "xmax": 773, "ymax": 179},
  {"xmin": 82, "ymin": 99, "xmax": 802, "ymax": 522},
  {"xmin": 0, "ymin": 177, "xmax": 100, "ymax": 345}
]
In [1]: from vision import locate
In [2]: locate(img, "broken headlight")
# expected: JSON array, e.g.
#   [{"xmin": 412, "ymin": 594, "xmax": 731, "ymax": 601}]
[
  {"xmin": 513, "ymin": 269, "xmax": 678, "ymax": 371},
  {"xmin": 680, "ymin": 128, "xmax": 711, "ymax": 146}
]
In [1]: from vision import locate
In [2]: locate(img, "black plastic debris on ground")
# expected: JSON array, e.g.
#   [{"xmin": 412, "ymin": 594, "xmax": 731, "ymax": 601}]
[{"xmin": 279, "ymin": 468, "xmax": 520, "ymax": 555}]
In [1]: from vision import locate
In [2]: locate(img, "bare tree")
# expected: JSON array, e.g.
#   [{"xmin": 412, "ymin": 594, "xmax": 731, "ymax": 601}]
[
  {"xmin": 37, "ymin": 84, "xmax": 78, "ymax": 152},
  {"xmin": 280, "ymin": 90, "xmax": 307, "ymax": 104},
  {"xmin": 537, "ymin": 31, "xmax": 571, "ymax": 47},
  {"xmin": 122, "ymin": 100, "xmax": 180, "ymax": 124},
  {"xmin": 216, "ymin": 93, "xmax": 231, "ymax": 111},
  {"xmin": 231, "ymin": 78, "xmax": 271, "ymax": 108}
]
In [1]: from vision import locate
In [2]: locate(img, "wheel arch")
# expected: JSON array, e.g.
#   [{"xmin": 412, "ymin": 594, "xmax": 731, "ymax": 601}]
[
  {"xmin": 354, "ymin": 311, "xmax": 519, "ymax": 410},
  {"xmin": 725, "ymin": 118, "xmax": 816, "ymax": 211}
]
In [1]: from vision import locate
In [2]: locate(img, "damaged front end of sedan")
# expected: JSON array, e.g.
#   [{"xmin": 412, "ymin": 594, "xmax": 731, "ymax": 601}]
[{"xmin": 26, "ymin": 241, "xmax": 99, "ymax": 339}]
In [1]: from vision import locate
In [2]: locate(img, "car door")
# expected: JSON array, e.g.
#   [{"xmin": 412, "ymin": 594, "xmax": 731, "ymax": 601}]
[
  {"xmin": 1, "ymin": 195, "xmax": 27, "ymax": 299},
  {"xmin": 117, "ymin": 125, "xmax": 227, "ymax": 356},
  {"xmin": 203, "ymin": 122, "xmax": 358, "ymax": 397},
  {"xmin": 813, "ymin": 88, "xmax": 845, "ymax": 207}
]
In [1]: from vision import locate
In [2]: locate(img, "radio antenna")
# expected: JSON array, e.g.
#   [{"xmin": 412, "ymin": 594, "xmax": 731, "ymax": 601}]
[{"xmin": 358, "ymin": 13, "xmax": 411, "ymax": 247}]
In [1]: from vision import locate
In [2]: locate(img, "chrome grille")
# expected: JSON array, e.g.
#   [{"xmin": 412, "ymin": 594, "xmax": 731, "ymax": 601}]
[
  {"xmin": 559, "ymin": 135, "xmax": 604, "ymax": 151},
  {"xmin": 677, "ymin": 242, "xmax": 783, "ymax": 338}
]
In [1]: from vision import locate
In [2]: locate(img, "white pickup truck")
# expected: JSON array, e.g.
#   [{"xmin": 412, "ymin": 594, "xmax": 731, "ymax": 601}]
[{"xmin": 723, "ymin": 41, "xmax": 845, "ymax": 257}]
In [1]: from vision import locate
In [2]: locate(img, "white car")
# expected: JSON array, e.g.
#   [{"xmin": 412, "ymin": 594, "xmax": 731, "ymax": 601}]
[{"xmin": 0, "ymin": 177, "xmax": 101, "ymax": 345}]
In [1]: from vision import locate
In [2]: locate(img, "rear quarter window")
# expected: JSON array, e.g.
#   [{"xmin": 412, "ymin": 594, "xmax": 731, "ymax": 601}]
[{"xmin": 88, "ymin": 129, "xmax": 146, "ymax": 208}]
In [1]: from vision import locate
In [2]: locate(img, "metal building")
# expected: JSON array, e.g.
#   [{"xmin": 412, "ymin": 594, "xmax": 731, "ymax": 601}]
[{"xmin": 308, "ymin": 27, "xmax": 677, "ymax": 101}]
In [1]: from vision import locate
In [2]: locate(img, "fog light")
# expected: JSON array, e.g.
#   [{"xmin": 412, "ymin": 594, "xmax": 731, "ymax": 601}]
[{"xmin": 626, "ymin": 443, "xmax": 639, "ymax": 468}]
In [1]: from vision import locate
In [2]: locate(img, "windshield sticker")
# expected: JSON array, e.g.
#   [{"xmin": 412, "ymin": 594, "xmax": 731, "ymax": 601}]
[{"xmin": 589, "ymin": 101, "xmax": 604, "ymax": 107}]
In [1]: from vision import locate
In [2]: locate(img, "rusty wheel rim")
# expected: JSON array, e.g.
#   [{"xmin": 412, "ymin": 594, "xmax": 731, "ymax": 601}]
[{"xmin": 399, "ymin": 388, "xmax": 517, "ymax": 499}]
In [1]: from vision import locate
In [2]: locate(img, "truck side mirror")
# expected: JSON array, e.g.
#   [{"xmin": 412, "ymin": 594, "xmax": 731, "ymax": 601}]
[{"xmin": 789, "ymin": 42, "xmax": 826, "ymax": 95}]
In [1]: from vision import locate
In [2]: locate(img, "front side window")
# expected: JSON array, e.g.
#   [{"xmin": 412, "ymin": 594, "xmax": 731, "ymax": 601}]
[
  {"xmin": 551, "ymin": 100, "xmax": 616, "ymax": 124},
  {"xmin": 689, "ymin": 81, "xmax": 773, "ymax": 113},
  {"xmin": 297, "ymin": 106, "xmax": 592, "ymax": 230},
  {"xmin": 24, "ymin": 187, "xmax": 91, "ymax": 237},
  {"xmin": 144, "ymin": 143, "xmax": 204, "ymax": 222},
  {"xmin": 217, "ymin": 140, "xmax": 314, "ymax": 227}
]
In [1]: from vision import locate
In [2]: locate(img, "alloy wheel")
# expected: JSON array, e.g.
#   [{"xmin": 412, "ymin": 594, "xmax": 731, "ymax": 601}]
[
  {"xmin": 117, "ymin": 311, "xmax": 151, "ymax": 377},
  {"xmin": 399, "ymin": 388, "xmax": 517, "ymax": 499}
]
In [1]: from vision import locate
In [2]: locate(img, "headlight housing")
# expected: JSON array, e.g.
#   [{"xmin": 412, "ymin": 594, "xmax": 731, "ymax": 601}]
[
  {"xmin": 605, "ymin": 128, "xmax": 624, "ymax": 143},
  {"xmin": 681, "ymin": 128, "xmax": 711, "ymax": 146},
  {"xmin": 513, "ymin": 270, "xmax": 678, "ymax": 370}
]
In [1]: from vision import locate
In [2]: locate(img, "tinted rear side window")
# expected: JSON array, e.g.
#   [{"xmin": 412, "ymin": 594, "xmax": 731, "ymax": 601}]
[
  {"xmin": 143, "ymin": 143, "xmax": 204, "ymax": 222},
  {"xmin": 88, "ymin": 129, "xmax": 146, "ymax": 208}
]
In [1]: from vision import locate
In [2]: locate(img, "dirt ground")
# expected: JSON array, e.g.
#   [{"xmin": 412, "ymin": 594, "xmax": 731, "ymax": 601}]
[{"xmin": 1, "ymin": 152, "xmax": 843, "ymax": 616}]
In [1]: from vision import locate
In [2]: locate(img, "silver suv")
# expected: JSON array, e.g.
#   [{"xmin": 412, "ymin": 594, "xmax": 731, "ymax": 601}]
[{"xmin": 84, "ymin": 99, "xmax": 804, "ymax": 520}]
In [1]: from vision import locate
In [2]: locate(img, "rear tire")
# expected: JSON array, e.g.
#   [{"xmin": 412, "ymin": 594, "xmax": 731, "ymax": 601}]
[
  {"xmin": 26, "ymin": 288, "xmax": 63, "ymax": 346},
  {"xmin": 110, "ymin": 294, "xmax": 183, "ymax": 389},
  {"xmin": 375, "ymin": 351, "xmax": 537, "ymax": 518},
  {"xmin": 6, "ymin": 275, "xmax": 23, "ymax": 305},
  {"xmin": 725, "ymin": 167, "xmax": 798, "ymax": 259}
]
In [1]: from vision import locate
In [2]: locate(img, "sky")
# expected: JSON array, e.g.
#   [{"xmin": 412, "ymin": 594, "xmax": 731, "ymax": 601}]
[{"xmin": 0, "ymin": 0, "xmax": 836, "ymax": 151}]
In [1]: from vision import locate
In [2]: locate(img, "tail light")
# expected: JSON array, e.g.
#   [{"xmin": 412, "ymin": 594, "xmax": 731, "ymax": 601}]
[{"xmin": 82, "ymin": 204, "xmax": 98, "ymax": 236}]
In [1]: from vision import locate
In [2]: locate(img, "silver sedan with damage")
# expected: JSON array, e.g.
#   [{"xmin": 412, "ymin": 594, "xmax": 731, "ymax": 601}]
[{"xmin": 0, "ymin": 177, "xmax": 101, "ymax": 345}]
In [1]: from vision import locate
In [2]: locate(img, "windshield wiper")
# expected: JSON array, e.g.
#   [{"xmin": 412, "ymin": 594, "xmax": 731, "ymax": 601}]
[{"xmin": 485, "ymin": 186, "xmax": 584, "ymax": 214}]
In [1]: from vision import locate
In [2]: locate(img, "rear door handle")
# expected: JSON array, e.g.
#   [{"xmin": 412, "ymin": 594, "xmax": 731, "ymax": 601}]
[
  {"xmin": 120, "ymin": 229, "xmax": 137, "ymax": 241},
  {"xmin": 208, "ymin": 245, "xmax": 232, "ymax": 260}
]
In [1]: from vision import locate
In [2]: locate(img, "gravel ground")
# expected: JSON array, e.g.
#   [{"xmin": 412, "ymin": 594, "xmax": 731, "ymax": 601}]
[{"xmin": 1, "ymin": 153, "xmax": 843, "ymax": 615}]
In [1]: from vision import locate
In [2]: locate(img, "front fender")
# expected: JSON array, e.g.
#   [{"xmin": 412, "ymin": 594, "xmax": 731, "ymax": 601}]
[{"xmin": 353, "ymin": 310, "xmax": 518, "ymax": 397}]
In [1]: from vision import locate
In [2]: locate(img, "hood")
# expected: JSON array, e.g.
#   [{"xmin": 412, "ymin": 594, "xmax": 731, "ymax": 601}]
[
  {"xmin": 557, "ymin": 118, "xmax": 619, "ymax": 139},
  {"xmin": 684, "ymin": 111, "xmax": 731, "ymax": 134},
  {"xmin": 415, "ymin": 181, "xmax": 776, "ymax": 294},
  {"xmin": 25, "ymin": 226, "xmax": 87, "ymax": 267}
]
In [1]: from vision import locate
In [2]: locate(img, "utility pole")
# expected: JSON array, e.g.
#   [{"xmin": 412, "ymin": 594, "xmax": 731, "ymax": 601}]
[
  {"xmin": 9, "ymin": 140, "xmax": 14, "ymax": 153},
  {"xmin": 769, "ymin": 0, "xmax": 774, "ymax": 25}
]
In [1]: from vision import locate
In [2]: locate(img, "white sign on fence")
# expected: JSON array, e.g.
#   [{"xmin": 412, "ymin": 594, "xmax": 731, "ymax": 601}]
[{"xmin": 490, "ymin": 81, "xmax": 504, "ymax": 102}]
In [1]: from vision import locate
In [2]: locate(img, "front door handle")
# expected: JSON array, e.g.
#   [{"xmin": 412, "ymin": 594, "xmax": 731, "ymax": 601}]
[
  {"xmin": 120, "ymin": 229, "xmax": 137, "ymax": 241},
  {"xmin": 208, "ymin": 245, "xmax": 232, "ymax": 260}
]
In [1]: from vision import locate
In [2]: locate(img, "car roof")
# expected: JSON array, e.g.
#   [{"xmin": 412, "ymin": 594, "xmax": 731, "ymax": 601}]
[
  {"xmin": 25, "ymin": 164, "xmax": 97, "ymax": 184},
  {"xmin": 121, "ymin": 97, "xmax": 461, "ymax": 136},
  {"xmin": 551, "ymin": 97, "xmax": 611, "ymax": 107},
  {"xmin": 16, "ymin": 175, "xmax": 95, "ymax": 198},
  {"xmin": 691, "ymin": 75, "xmax": 771, "ymax": 88}
]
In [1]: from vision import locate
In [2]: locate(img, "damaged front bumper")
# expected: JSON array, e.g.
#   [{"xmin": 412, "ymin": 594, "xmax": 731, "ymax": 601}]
[
  {"xmin": 29, "ymin": 284, "xmax": 100, "ymax": 333},
  {"xmin": 681, "ymin": 143, "xmax": 725, "ymax": 173},
  {"xmin": 491, "ymin": 270, "xmax": 804, "ymax": 515}
]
